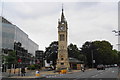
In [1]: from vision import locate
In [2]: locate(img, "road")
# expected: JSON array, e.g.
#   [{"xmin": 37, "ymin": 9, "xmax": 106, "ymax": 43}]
[
  {"xmin": 45, "ymin": 67, "xmax": 119, "ymax": 79},
  {"xmin": 1, "ymin": 67, "xmax": 120, "ymax": 80}
]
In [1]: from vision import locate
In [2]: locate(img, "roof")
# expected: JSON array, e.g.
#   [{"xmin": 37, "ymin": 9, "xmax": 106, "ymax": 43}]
[
  {"xmin": 0, "ymin": 16, "xmax": 12, "ymax": 24},
  {"xmin": 69, "ymin": 57, "xmax": 84, "ymax": 64}
]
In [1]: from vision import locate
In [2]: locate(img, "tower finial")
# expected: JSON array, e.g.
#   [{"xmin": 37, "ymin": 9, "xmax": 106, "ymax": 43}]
[
  {"xmin": 61, "ymin": 3, "xmax": 65, "ymax": 22},
  {"xmin": 62, "ymin": 3, "xmax": 64, "ymax": 12}
]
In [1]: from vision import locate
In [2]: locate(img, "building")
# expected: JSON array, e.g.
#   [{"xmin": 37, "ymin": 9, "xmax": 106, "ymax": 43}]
[
  {"xmin": 56, "ymin": 8, "xmax": 70, "ymax": 70},
  {"xmin": 35, "ymin": 50, "xmax": 44, "ymax": 68},
  {"xmin": 1, "ymin": 16, "xmax": 39, "ymax": 56},
  {"xmin": 69, "ymin": 57, "xmax": 84, "ymax": 70},
  {"xmin": 14, "ymin": 42, "xmax": 32, "ymax": 68},
  {"xmin": 1, "ymin": 16, "xmax": 39, "ymax": 71}
]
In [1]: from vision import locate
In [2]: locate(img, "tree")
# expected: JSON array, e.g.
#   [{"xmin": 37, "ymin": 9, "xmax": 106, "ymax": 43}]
[
  {"xmin": 4, "ymin": 50, "xmax": 17, "ymax": 76},
  {"xmin": 80, "ymin": 41, "xmax": 93, "ymax": 67},
  {"xmin": 68, "ymin": 43, "xmax": 80, "ymax": 59},
  {"xmin": 81, "ymin": 40, "xmax": 116, "ymax": 67},
  {"xmin": 117, "ymin": 51, "xmax": 120, "ymax": 65},
  {"xmin": 77, "ymin": 54, "xmax": 87, "ymax": 64},
  {"xmin": 68, "ymin": 43, "xmax": 86, "ymax": 63},
  {"xmin": 45, "ymin": 41, "xmax": 58, "ymax": 69}
]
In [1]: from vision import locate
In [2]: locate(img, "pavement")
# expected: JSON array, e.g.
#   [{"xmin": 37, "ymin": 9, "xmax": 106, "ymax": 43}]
[{"xmin": 2, "ymin": 69, "xmax": 82, "ymax": 78}]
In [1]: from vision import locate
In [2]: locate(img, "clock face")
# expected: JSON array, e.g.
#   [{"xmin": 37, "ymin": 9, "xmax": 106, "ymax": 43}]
[{"xmin": 60, "ymin": 26, "xmax": 64, "ymax": 30}]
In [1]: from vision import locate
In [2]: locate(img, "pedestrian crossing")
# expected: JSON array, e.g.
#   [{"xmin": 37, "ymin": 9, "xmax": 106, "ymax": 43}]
[{"xmin": 45, "ymin": 74, "xmax": 66, "ymax": 78}]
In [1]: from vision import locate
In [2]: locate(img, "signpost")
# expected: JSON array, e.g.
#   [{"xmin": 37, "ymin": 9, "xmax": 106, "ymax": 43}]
[
  {"xmin": 18, "ymin": 59, "xmax": 22, "ymax": 76},
  {"xmin": 18, "ymin": 59, "xmax": 22, "ymax": 63}
]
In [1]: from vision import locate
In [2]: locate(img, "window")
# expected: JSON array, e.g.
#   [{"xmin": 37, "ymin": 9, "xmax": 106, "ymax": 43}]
[
  {"xmin": 61, "ymin": 63, "xmax": 64, "ymax": 65},
  {"xmin": 60, "ymin": 34, "xmax": 65, "ymax": 41},
  {"xmin": 61, "ymin": 58, "xmax": 64, "ymax": 60}
]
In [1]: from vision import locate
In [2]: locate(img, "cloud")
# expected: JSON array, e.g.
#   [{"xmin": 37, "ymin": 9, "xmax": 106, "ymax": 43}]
[
  {"xmin": 3, "ymin": 0, "xmax": 120, "ymax": 2},
  {"xmin": 2, "ymin": 2, "xmax": 118, "ymax": 50},
  {"xmin": 65, "ymin": 2, "xmax": 118, "ymax": 49}
]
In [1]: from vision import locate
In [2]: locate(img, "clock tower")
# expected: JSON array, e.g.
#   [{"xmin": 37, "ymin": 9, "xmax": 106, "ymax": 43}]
[{"xmin": 56, "ymin": 7, "xmax": 70, "ymax": 70}]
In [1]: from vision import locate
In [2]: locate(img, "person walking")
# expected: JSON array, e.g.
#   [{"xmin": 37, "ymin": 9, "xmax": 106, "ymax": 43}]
[
  {"xmin": 81, "ymin": 64, "xmax": 85, "ymax": 72},
  {"xmin": 21, "ymin": 67, "xmax": 26, "ymax": 76}
]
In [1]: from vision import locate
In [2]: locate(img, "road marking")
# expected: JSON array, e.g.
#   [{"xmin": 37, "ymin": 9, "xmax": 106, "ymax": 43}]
[
  {"xmin": 92, "ymin": 74, "xmax": 98, "ymax": 78},
  {"xmin": 112, "ymin": 71, "xmax": 115, "ymax": 73},
  {"xmin": 100, "ymin": 73, "xmax": 103, "ymax": 74},
  {"xmin": 98, "ymin": 70, "xmax": 101, "ymax": 72},
  {"xmin": 92, "ymin": 75, "xmax": 96, "ymax": 77}
]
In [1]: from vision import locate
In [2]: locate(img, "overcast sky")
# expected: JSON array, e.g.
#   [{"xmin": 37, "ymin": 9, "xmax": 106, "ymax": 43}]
[{"xmin": 0, "ymin": 0, "xmax": 119, "ymax": 51}]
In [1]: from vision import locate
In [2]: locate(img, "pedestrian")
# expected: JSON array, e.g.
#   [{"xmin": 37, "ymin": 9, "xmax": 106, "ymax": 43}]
[
  {"xmin": 21, "ymin": 67, "xmax": 26, "ymax": 76},
  {"xmin": 81, "ymin": 64, "xmax": 85, "ymax": 72}
]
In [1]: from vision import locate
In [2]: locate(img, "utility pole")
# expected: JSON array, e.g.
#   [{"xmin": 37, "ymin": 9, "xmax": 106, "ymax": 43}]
[{"xmin": 91, "ymin": 50, "xmax": 94, "ymax": 68}]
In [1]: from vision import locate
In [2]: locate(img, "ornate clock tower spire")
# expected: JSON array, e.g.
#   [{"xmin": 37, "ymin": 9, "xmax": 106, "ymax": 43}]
[
  {"xmin": 61, "ymin": 5, "xmax": 65, "ymax": 22},
  {"xmin": 56, "ymin": 6, "xmax": 70, "ymax": 70}
]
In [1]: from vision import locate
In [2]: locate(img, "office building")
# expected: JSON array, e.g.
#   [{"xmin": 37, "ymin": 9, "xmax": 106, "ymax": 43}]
[
  {"xmin": 1, "ymin": 16, "xmax": 39, "ymax": 71},
  {"xmin": 1, "ymin": 16, "xmax": 39, "ymax": 56}
]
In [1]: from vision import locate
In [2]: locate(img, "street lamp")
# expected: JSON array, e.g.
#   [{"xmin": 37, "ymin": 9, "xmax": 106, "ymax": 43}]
[
  {"xmin": 112, "ymin": 30, "xmax": 120, "ymax": 50},
  {"xmin": 91, "ymin": 50, "xmax": 93, "ymax": 68},
  {"xmin": 91, "ymin": 50, "xmax": 95, "ymax": 68},
  {"xmin": 112, "ymin": 30, "xmax": 120, "ymax": 78},
  {"xmin": 112, "ymin": 30, "xmax": 120, "ymax": 36}
]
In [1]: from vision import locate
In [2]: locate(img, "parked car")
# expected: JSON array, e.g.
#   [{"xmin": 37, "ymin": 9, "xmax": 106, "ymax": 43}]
[
  {"xmin": 104, "ymin": 65, "xmax": 110, "ymax": 68},
  {"xmin": 97, "ymin": 64, "xmax": 105, "ymax": 70},
  {"xmin": 114, "ymin": 64, "xmax": 118, "ymax": 67}
]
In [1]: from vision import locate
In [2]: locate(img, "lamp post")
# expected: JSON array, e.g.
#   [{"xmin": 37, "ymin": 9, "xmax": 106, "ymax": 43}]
[
  {"xmin": 91, "ymin": 50, "xmax": 95, "ymax": 68},
  {"xmin": 112, "ymin": 30, "xmax": 120, "ymax": 36},
  {"xmin": 91, "ymin": 50, "xmax": 93, "ymax": 68},
  {"xmin": 18, "ymin": 58, "xmax": 22, "ymax": 76},
  {"xmin": 112, "ymin": 30, "xmax": 120, "ymax": 78}
]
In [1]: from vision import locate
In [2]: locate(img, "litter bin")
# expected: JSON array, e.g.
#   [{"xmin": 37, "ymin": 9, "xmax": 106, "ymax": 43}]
[{"xmin": 35, "ymin": 70, "xmax": 40, "ymax": 78}]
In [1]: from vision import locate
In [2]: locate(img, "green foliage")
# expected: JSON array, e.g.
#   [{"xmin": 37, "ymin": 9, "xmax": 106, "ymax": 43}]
[
  {"xmin": 68, "ymin": 43, "xmax": 80, "ymax": 58},
  {"xmin": 4, "ymin": 51, "xmax": 17, "ymax": 65},
  {"xmin": 81, "ymin": 40, "xmax": 118, "ymax": 67},
  {"xmin": 45, "ymin": 41, "xmax": 58, "ymax": 68},
  {"xmin": 45, "ymin": 40, "xmax": 119, "ymax": 68},
  {"xmin": 27, "ymin": 64, "xmax": 40, "ymax": 70},
  {"xmin": 77, "ymin": 54, "xmax": 87, "ymax": 62},
  {"xmin": 68, "ymin": 43, "xmax": 86, "ymax": 63},
  {"xmin": 118, "ymin": 51, "xmax": 120, "ymax": 64}
]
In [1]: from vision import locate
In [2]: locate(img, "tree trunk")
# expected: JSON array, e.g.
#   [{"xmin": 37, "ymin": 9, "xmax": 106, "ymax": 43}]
[
  {"xmin": 14, "ymin": 64, "xmax": 16, "ymax": 74},
  {"xmin": 8, "ymin": 65, "xmax": 11, "ymax": 77}
]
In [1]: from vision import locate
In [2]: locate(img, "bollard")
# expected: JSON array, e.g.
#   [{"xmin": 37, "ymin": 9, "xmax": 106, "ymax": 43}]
[{"xmin": 35, "ymin": 70, "xmax": 40, "ymax": 78}]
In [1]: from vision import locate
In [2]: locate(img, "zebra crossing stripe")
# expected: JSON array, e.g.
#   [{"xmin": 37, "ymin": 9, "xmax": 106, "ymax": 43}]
[{"xmin": 46, "ymin": 74, "xmax": 66, "ymax": 78}]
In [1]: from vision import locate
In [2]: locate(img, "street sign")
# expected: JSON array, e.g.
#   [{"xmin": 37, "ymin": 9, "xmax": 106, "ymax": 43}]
[
  {"xmin": 18, "ymin": 59, "xmax": 22, "ymax": 62},
  {"xmin": 93, "ymin": 60, "xmax": 95, "ymax": 63}
]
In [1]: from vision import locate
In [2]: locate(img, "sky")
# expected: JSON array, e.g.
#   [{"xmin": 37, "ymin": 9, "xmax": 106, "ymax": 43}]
[{"xmin": 0, "ymin": 0, "xmax": 119, "ymax": 51}]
